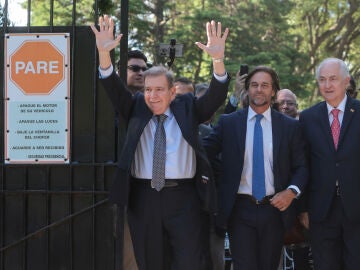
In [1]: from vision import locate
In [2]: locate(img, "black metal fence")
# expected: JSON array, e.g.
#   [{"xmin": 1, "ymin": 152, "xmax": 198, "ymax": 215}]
[{"xmin": 0, "ymin": 1, "xmax": 126, "ymax": 269}]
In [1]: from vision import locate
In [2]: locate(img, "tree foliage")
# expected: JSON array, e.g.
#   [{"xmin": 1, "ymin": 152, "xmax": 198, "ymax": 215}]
[
  {"xmin": 21, "ymin": 0, "xmax": 115, "ymax": 26},
  {"xmin": 1, "ymin": 2, "xmax": 13, "ymax": 26},
  {"xmin": 288, "ymin": 0, "xmax": 360, "ymax": 103},
  {"xmin": 17, "ymin": 0, "xmax": 360, "ymax": 109},
  {"xmin": 0, "ymin": 2, "xmax": 5, "ymax": 27}
]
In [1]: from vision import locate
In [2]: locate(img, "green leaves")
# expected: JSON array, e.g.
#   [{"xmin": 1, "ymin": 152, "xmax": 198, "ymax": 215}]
[{"xmin": 18, "ymin": 0, "xmax": 360, "ymax": 108}]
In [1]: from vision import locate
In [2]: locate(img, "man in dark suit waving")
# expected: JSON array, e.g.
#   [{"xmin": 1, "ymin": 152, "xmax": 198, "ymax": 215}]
[
  {"xmin": 204, "ymin": 66, "xmax": 308, "ymax": 270},
  {"xmin": 91, "ymin": 15, "xmax": 230, "ymax": 270},
  {"xmin": 299, "ymin": 58, "xmax": 360, "ymax": 270}
]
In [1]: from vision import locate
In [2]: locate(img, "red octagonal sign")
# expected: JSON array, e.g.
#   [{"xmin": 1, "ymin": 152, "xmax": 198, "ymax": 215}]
[{"xmin": 10, "ymin": 40, "xmax": 65, "ymax": 95}]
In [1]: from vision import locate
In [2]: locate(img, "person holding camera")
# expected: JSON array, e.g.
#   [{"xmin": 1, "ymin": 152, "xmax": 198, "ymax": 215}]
[{"xmin": 224, "ymin": 64, "xmax": 249, "ymax": 114}]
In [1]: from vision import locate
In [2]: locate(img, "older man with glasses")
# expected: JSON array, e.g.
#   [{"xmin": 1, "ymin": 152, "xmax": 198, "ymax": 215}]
[{"xmin": 275, "ymin": 89, "xmax": 299, "ymax": 119}]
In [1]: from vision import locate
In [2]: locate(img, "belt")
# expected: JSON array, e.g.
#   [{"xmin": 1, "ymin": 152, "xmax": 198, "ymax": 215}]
[
  {"xmin": 132, "ymin": 178, "xmax": 194, "ymax": 188},
  {"xmin": 237, "ymin": 194, "xmax": 273, "ymax": 205}
]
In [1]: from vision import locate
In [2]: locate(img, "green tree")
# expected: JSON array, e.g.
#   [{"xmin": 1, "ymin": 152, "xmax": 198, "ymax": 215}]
[
  {"xmin": 121, "ymin": 0, "xmax": 177, "ymax": 64},
  {"xmin": 1, "ymin": 2, "xmax": 13, "ymax": 26},
  {"xmin": 161, "ymin": 0, "xmax": 313, "ymax": 107},
  {"xmin": 0, "ymin": 2, "xmax": 5, "ymax": 26},
  {"xmin": 18, "ymin": 0, "xmax": 360, "ymax": 109},
  {"xmin": 289, "ymin": 0, "xmax": 360, "ymax": 104},
  {"xmin": 20, "ymin": 0, "xmax": 114, "ymax": 26}
]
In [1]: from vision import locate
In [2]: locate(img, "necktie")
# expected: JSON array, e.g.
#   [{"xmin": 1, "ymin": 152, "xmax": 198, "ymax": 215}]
[
  {"xmin": 331, "ymin": 109, "xmax": 340, "ymax": 149},
  {"xmin": 152, "ymin": 114, "xmax": 167, "ymax": 191},
  {"xmin": 252, "ymin": 114, "xmax": 265, "ymax": 200}
]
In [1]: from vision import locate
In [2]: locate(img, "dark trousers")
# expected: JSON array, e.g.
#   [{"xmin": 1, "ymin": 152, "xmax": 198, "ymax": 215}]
[
  {"xmin": 199, "ymin": 213, "xmax": 225, "ymax": 270},
  {"xmin": 310, "ymin": 196, "xmax": 360, "ymax": 270},
  {"xmin": 127, "ymin": 180, "xmax": 204, "ymax": 270},
  {"xmin": 228, "ymin": 195, "xmax": 285, "ymax": 270}
]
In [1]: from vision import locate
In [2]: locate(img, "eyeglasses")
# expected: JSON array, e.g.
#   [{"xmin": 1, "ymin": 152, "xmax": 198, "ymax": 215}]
[
  {"xmin": 127, "ymin": 65, "xmax": 147, "ymax": 72},
  {"xmin": 277, "ymin": 100, "xmax": 297, "ymax": 106}
]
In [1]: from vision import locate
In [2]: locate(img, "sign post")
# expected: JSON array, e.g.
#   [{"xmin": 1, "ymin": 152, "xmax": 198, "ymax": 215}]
[{"xmin": 4, "ymin": 33, "xmax": 70, "ymax": 164}]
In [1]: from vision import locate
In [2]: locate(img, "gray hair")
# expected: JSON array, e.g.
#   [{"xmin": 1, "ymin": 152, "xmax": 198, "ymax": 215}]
[
  {"xmin": 277, "ymin": 89, "xmax": 297, "ymax": 101},
  {"xmin": 143, "ymin": 65, "xmax": 174, "ymax": 88},
  {"xmin": 315, "ymin": 58, "xmax": 349, "ymax": 81}
]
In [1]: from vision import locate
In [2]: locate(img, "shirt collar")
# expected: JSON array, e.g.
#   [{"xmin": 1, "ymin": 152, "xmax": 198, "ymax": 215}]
[
  {"xmin": 326, "ymin": 95, "xmax": 347, "ymax": 115},
  {"xmin": 152, "ymin": 108, "xmax": 173, "ymax": 122},
  {"xmin": 248, "ymin": 106, "xmax": 272, "ymax": 122}
]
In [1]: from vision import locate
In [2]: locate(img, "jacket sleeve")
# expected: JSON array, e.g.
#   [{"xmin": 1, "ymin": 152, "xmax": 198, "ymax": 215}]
[
  {"xmin": 100, "ymin": 71, "xmax": 134, "ymax": 120},
  {"xmin": 195, "ymin": 75, "xmax": 231, "ymax": 124}
]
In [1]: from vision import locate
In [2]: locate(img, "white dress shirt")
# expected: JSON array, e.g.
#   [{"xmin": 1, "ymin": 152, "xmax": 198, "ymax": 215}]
[
  {"xmin": 238, "ymin": 106, "xmax": 275, "ymax": 196},
  {"xmin": 131, "ymin": 108, "xmax": 196, "ymax": 179},
  {"xmin": 98, "ymin": 64, "xmax": 228, "ymax": 180},
  {"xmin": 326, "ymin": 94, "xmax": 347, "ymax": 126}
]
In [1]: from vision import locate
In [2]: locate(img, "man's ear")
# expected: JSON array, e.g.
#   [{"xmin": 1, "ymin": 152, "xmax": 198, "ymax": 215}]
[{"xmin": 170, "ymin": 86, "xmax": 177, "ymax": 100}]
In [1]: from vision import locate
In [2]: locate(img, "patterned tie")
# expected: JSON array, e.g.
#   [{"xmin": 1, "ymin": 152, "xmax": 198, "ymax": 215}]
[
  {"xmin": 252, "ymin": 114, "xmax": 265, "ymax": 200},
  {"xmin": 331, "ymin": 109, "xmax": 340, "ymax": 149},
  {"xmin": 152, "ymin": 114, "xmax": 167, "ymax": 191}
]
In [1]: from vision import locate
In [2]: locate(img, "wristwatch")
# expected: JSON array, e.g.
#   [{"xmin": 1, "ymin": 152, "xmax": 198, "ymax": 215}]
[{"xmin": 288, "ymin": 187, "xmax": 299, "ymax": 197}]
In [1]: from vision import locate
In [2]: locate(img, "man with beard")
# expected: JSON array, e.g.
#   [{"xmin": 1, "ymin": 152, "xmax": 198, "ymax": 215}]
[{"xmin": 203, "ymin": 66, "xmax": 308, "ymax": 270}]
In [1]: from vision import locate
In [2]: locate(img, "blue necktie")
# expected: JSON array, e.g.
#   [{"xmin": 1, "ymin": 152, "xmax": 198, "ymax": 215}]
[{"xmin": 252, "ymin": 114, "xmax": 265, "ymax": 200}]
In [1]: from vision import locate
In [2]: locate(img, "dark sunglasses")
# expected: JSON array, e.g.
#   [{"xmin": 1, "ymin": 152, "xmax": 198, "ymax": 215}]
[{"xmin": 127, "ymin": 65, "xmax": 147, "ymax": 72}]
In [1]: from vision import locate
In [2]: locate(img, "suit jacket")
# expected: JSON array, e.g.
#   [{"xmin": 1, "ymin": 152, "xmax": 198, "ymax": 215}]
[
  {"xmin": 203, "ymin": 107, "xmax": 308, "ymax": 230},
  {"xmin": 100, "ymin": 71, "xmax": 230, "ymax": 213},
  {"xmin": 299, "ymin": 97, "xmax": 360, "ymax": 223},
  {"xmin": 223, "ymin": 100, "xmax": 237, "ymax": 114},
  {"xmin": 198, "ymin": 123, "xmax": 213, "ymax": 138}
]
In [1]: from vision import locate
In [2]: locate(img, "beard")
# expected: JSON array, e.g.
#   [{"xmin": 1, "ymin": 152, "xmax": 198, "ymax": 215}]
[{"xmin": 250, "ymin": 96, "xmax": 270, "ymax": 107}]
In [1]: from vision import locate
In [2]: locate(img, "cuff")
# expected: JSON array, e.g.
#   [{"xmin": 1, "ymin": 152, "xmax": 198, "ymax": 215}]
[
  {"xmin": 98, "ymin": 65, "xmax": 114, "ymax": 79},
  {"xmin": 287, "ymin": 185, "xmax": 301, "ymax": 198},
  {"xmin": 213, "ymin": 72, "xmax": 228, "ymax": 83}
]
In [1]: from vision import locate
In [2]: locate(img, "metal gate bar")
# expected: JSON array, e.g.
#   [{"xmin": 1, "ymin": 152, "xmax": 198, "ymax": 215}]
[
  {"xmin": 0, "ymin": 164, "xmax": 116, "ymax": 270},
  {"xmin": 0, "ymin": 198, "xmax": 108, "ymax": 253},
  {"xmin": 0, "ymin": 0, "xmax": 128, "ymax": 268}
]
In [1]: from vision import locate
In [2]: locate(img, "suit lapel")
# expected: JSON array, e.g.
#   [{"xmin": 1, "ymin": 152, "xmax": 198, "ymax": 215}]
[
  {"xmin": 318, "ymin": 102, "xmax": 336, "ymax": 152},
  {"xmin": 133, "ymin": 101, "xmax": 153, "ymax": 133},
  {"xmin": 170, "ymin": 100, "xmax": 185, "ymax": 127},
  {"xmin": 338, "ymin": 97, "xmax": 356, "ymax": 149},
  {"xmin": 235, "ymin": 108, "xmax": 248, "ymax": 156},
  {"xmin": 271, "ymin": 110, "xmax": 282, "ymax": 170},
  {"xmin": 121, "ymin": 98, "xmax": 153, "ymax": 169}
]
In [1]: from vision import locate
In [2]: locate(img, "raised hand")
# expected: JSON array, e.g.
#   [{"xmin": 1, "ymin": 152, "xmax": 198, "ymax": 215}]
[
  {"xmin": 90, "ymin": 15, "xmax": 122, "ymax": 69},
  {"xmin": 90, "ymin": 15, "xmax": 122, "ymax": 53},
  {"xmin": 90, "ymin": 15, "xmax": 122, "ymax": 52},
  {"xmin": 195, "ymin": 20, "xmax": 229, "ymax": 60}
]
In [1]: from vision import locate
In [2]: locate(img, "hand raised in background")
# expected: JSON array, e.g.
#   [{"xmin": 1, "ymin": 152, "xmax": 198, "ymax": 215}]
[{"xmin": 195, "ymin": 20, "xmax": 229, "ymax": 60}]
